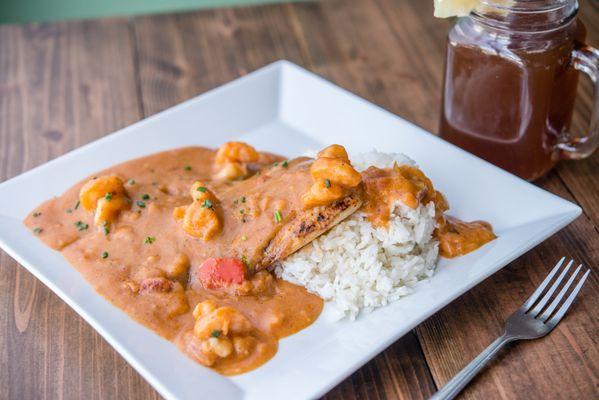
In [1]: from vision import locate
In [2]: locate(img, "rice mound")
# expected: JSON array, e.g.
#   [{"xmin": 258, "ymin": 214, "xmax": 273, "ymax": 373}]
[{"xmin": 275, "ymin": 151, "xmax": 439, "ymax": 320}]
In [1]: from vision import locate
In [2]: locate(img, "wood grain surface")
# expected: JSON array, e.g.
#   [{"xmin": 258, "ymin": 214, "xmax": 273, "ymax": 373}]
[{"xmin": 0, "ymin": 0, "xmax": 597, "ymax": 399}]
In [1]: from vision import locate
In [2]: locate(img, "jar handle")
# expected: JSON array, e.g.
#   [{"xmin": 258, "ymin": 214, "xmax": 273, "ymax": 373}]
[{"xmin": 558, "ymin": 45, "xmax": 599, "ymax": 159}]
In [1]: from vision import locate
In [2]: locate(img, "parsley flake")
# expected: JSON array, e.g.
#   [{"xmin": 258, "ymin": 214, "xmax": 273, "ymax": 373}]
[
  {"xmin": 144, "ymin": 236, "xmax": 156, "ymax": 244},
  {"xmin": 101, "ymin": 251, "xmax": 109, "ymax": 259},
  {"xmin": 183, "ymin": 166, "xmax": 192, "ymax": 171},
  {"xmin": 201, "ymin": 199, "xmax": 213, "ymax": 209},
  {"xmin": 74, "ymin": 221, "xmax": 89, "ymax": 231},
  {"xmin": 105, "ymin": 192, "xmax": 112, "ymax": 201},
  {"xmin": 274, "ymin": 210, "xmax": 282, "ymax": 223},
  {"xmin": 210, "ymin": 330, "xmax": 222, "ymax": 338},
  {"xmin": 141, "ymin": 194, "xmax": 150, "ymax": 200},
  {"xmin": 136, "ymin": 201, "xmax": 146, "ymax": 208},
  {"xmin": 324, "ymin": 179, "xmax": 331, "ymax": 188},
  {"xmin": 197, "ymin": 186, "xmax": 207, "ymax": 193},
  {"xmin": 32, "ymin": 227, "xmax": 43, "ymax": 235}
]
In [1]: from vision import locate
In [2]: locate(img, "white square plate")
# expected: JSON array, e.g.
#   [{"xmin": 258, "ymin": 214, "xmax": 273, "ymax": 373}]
[{"xmin": 0, "ymin": 61, "xmax": 581, "ymax": 400}]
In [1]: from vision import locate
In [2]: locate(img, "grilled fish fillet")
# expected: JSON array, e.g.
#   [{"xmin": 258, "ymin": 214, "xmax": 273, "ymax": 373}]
[{"xmin": 258, "ymin": 191, "xmax": 362, "ymax": 270}]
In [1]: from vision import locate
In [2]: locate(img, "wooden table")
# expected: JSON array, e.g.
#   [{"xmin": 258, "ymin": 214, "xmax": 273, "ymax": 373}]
[{"xmin": 1, "ymin": 0, "xmax": 597, "ymax": 398}]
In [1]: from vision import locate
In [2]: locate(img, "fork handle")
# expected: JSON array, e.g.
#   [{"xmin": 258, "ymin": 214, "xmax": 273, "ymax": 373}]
[{"xmin": 429, "ymin": 333, "xmax": 514, "ymax": 400}]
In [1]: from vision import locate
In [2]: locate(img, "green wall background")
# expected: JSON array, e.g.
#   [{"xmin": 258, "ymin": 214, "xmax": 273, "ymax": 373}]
[{"xmin": 0, "ymin": 0, "xmax": 294, "ymax": 23}]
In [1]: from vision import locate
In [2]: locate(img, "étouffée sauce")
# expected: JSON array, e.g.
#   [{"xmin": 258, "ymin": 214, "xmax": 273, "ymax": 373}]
[
  {"xmin": 24, "ymin": 147, "xmax": 323, "ymax": 375},
  {"xmin": 24, "ymin": 145, "xmax": 495, "ymax": 375},
  {"xmin": 361, "ymin": 164, "xmax": 495, "ymax": 258}
]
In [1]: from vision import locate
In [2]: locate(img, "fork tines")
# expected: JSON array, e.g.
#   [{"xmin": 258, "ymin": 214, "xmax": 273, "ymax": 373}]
[{"xmin": 521, "ymin": 257, "xmax": 590, "ymax": 327}]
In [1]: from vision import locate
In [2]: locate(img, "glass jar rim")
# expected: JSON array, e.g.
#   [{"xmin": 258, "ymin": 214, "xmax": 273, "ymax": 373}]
[
  {"xmin": 472, "ymin": 0, "xmax": 579, "ymax": 33},
  {"xmin": 478, "ymin": 0, "xmax": 575, "ymax": 13}
]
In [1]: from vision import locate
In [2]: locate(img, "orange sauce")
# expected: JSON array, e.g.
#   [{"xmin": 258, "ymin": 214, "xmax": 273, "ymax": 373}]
[
  {"xmin": 23, "ymin": 146, "xmax": 495, "ymax": 376},
  {"xmin": 436, "ymin": 216, "xmax": 496, "ymax": 258},
  {"xmin": 24, "ymin": 147, "xmax": 323, "ymax": 375},
  {"xmin": 361, "ymin": 164, "xmax": 495, "ymax": 257}
]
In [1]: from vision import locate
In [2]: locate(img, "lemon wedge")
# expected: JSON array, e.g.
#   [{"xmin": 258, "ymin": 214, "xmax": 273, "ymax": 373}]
[{"xmin": 434, "ymin": 0, "xmax": 479, "ymax": 18}]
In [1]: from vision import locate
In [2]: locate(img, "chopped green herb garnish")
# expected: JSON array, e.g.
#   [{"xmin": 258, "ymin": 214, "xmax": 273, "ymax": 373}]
[
  {"xmin": 201, "ymin": 199, "xmax": 213, "ymax": 209},
  {"xmin": 144, "ymin": 236, "xmax": 156, "ymax": 244},
  {"xmin": 105, "ymin": 192, "xmax": 112, "ymax": 201},
  {"xmin": 184, "ymin": 166, "xmax": 192, "ymax": 171},
  {"xmin": 273, "ymin": 162, "xmax": 278, "ymax": 166},
  {"xmin": 101, "ymin": 251, "xmax": 109, "ymax": 259},
  {"xmin": 240, "ymin": 209, "xmax": 244, "ymax": 214},
  {"xmin": 210, "ymin": 329, "xmax": 222, "ymax": 338},
  {"xmin": 197, "ymin": 186, "xmax": 207, "ymax": 193},
  {"xmin": 241, "ymin": 255, "xmax": 249, "ymax": 268},
  {"xmin": 282, "ymin": 160, "xmax": 288, "ymax": 168},
  {"xmin": 32, "ymin": 227, "xmax": 43, "ymax": 235},
  {"xmin": 136, "ymin": 201, "xmax": 146, "ymax": 208},
  {"xmin": 32, "ymin": 212, "xmax": 41, "ymax": 217},
  {"xmin": 274, "ymin": 210, "xmax": 282, "ymax": 223},
  {"xmin": 74, "ymin": 221, "xmax": 89, "ymax": 231},
  {"xmin": 102, "ymin": 221, "xmax": 109, "ymax": 235},
  {"xmin": 241, "ymin": 196, "xmax": 246, "ymax": 203},
  {"xmin": 141, "ymin": 194, "xmax": 150, "ymax": 200},
  {"xmin": 324, "ymin": 179, "xmax": 331, "ymax": 188},
  {"xmin": 127, "ymin": 179, "xmax": 135, "ymax": 185},
  {"xmin": 74, "ymin": 201, "xmax": 80, "ymax": 210}
]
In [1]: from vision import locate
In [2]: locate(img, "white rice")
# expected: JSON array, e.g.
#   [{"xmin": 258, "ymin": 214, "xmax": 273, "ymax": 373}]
[{"xmin": 275, "ymin": 151, "xmax": 439, "ymax": 320}]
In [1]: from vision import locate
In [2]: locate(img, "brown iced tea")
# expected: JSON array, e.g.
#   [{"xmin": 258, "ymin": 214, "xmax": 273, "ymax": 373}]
[{"xmin": 439, "ymin": 1, "xmax": 598, "ymax": 181}]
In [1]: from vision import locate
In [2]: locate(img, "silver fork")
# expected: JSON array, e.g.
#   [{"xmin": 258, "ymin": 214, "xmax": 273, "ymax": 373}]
[{"xmin": 429, "ymin": 257, "xmax": 591, "ymax": 400}]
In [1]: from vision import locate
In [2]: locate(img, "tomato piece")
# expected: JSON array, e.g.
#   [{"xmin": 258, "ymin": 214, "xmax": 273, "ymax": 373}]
[{"xmin": 198, "ymin": 258, "xmax": 246, "ymax": 289}]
